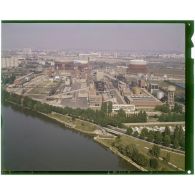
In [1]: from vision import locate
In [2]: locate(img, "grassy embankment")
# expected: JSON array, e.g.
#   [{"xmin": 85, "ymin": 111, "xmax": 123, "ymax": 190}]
[
  {"xmin": 97, "ymin": 135, "xmax": 185, "ymax": 171},
  {"xmin": 94, "ymin": 137, "xmax": 147, "ymax": 171},
  {"xmin": 47, "ymin": 112, "xmax": 97, "ymax": 135},
  {"xmin": 4, "ymin": 97, "xmax": 184, "ymax": 171}
]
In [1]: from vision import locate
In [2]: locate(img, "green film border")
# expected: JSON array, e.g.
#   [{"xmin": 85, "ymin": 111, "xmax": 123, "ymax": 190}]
[{"xmin": 1, "ymin": 20, "xmax": 194, "ymax": 175}]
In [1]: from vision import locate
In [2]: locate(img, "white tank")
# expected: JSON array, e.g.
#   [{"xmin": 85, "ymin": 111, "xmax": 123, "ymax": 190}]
[
  {"xmin": 157, "ymin": 91, "xmax": 164, "ymax": 100},
  {"xmin": 168, "ymin": 85, "xmax": 176, "ymax": 92}
]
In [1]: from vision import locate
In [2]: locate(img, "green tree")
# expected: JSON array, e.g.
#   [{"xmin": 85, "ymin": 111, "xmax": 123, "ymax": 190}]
[
  {"xmin": 127, "ymin": 127, "xmax": 133, "ymax": 135},
  {"xmin": 154, "ymin": 131, "xmax": 162, "ymax": 144},
  {"xmin": 164, "ymin": 126, "xmax": 171, "ymax": 136},
  {"xmin": 118, "ymin": 108, "xmax": 126, "ymax": 118},
  {"xmin": 149, "ymin": 145, "xmax": 160, "ymax": 158},
  {"xmin": 133, "ymin": 131, "xmax": 139, "ymax": 137},
  {"xmin": 125, "ymin": 144, "xmax": 138, "ymax": 158},
  {"xmin": 147, "ymin": 132, "xmax": 154, "ymax": 142},
  {"xmin": 136, "ymin": 153, "xmax": 149, "ymax": 167},
  {"xmin": 163, "ymin": 135, "xmax": 171, "ymax": 146},
  {"xmin": 140, "ymin": 128, "xmax": 148, "ymax": 139},
  {"xmin": 108, "ymin": 101, "xmax": 113, "ymax": 114},
  {"xmin": 173, "ymin": 138, "xmax": 179, "ymax": 149},
  {"xmin": 101, "ymin": 102, "xmax": 107, "ymax": 113},
  {"xmin": 150, "ymin": 158, "xmax": 159, "ymax": 169},
  {"xmin": 155, "ymin": 104, "xmax": 170, "ymax": 113},
  {"xmin": 173, "ymin": 103, "xmax": 183, "ymax": 113}
]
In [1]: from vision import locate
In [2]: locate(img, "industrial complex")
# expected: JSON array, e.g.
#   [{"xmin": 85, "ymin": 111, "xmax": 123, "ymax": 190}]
[{"xmin": 2, "ymin": 49, "xmax": 185, "ymax": 115}]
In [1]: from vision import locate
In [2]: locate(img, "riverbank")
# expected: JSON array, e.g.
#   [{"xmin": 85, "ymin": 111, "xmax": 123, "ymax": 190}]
[
  {"xmin": 43, "ymin": 113, "xmax": 146, "ymax": 171},
  {"xmin": 4, "ymin": 100, "xmax": 143, "ymax": 171},
  {"xmin": 3, "ymin": 99, "xmax": 184, "ymax": 172},
  {"xmin": 46, "ymin": 112, "xmax": 98, "ymax": 135},
  {"xmin": 3, "ymin": 103, "xmax": 138, "ymax": 172},
  {"xmin": 5, "ymin": 100, "xmax": 98, "ymax": 135},
  {"xmin": 94, "ymin": 136, "xmax": 147, "ymax": 171}
]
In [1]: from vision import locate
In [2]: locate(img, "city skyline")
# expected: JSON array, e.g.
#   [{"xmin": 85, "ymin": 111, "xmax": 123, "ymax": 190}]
[{"xmin": 2, "ymin": 23, "xmax": 185, "ymax": 52}]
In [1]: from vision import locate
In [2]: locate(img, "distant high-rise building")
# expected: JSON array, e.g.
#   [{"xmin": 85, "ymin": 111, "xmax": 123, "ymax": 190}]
[
  {"xmin": 1, "ymin": 57, "xmax": 19, "ymax": 68},
  {"xmin": 23, "ymin": 48, "xmax": 32, "ymax": 55}
]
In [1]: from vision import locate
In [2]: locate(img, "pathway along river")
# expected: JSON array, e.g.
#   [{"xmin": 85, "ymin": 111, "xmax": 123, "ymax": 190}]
[{"xmin": 1, "ymin": 103, "xmax": 138, "ymax": 172}]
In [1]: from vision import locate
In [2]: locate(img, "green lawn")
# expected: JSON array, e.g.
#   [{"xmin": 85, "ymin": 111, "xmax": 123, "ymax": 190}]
[
  {"xmin": 48, "ymin": 112, "xmax": 185, "ymax": 171},
  {"xmin": 48, "ymin": 112, "xmax": 97, "ymax": 132},
  {"xmin": 49, "ymin": 112, "xmax": 72, "ymax": 123},
  {"xmin": 74, "ymin": 120, "xmax": 96, "ymax": 132}
]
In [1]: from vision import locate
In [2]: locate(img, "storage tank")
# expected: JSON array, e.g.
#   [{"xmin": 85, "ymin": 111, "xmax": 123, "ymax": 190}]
[
  {"xmin": 157, "ymin": 91, "xmax": 164, "ymax": 100},
  {"xmin": 132, "ymin": 87, "xmax": 142, "ymax": 95}
]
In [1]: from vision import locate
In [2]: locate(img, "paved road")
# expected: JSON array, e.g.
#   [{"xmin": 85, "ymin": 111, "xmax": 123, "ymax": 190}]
[{"xmin": 124, "ymin": 121, "xmax": 185, "ymax": 127}]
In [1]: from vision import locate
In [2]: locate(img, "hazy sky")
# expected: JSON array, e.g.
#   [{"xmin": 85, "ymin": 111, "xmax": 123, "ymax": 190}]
[{"xmin": 2, "ymin": 23, "xmax": 185, "ymax": 52}]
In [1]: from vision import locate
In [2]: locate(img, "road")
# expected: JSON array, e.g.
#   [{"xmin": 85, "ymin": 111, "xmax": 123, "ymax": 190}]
[{"xmin": 124, "ymin": 121, "xmax": 185, "ymax": 127}]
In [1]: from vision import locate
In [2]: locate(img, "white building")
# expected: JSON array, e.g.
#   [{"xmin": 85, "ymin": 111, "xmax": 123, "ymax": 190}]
[
  {"xmin": 23, "ymin": 48, "xmax": 32, "ymax": 55},
  {"xmin": 112, "ymin": 104, "xmax": 135, "ymax": 113},
  {"xmin": 1, "ymin": 57, "xmax": 19, "ymax": 68},
  {"xmin": 96, "ymin": 71, "xmax": 104, "ymax": 81}
]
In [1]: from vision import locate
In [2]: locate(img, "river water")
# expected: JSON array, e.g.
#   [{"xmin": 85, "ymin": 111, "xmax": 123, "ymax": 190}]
[{"xmin": 1, "ymin": 103, "xmax": 138, "ymax": 172}]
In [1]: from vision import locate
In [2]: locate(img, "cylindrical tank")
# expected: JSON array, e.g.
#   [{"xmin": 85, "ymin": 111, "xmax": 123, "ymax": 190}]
[
  {"xmin": 132, "ymin": 87, "xmax": 141, "ymax": 95},
  {"xmin": 157, "ymin": 91, "xmax": 164, "ymax": 100},
  {"xmin": 168, "ymin": 85, "xmax": 176, "ymax": 92}
]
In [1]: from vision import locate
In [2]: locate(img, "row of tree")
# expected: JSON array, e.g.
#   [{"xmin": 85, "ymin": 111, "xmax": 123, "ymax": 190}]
[
  {"xmin": 2, "ymin": 90, "xmax": 148, "ymax": 128},
  {"xmin": 155, "ymin": 103, "xmax": 184, "ymax": 114},
  {"xmin": 112, "ymin": 138, "xmax": 149, "ymax": 167},
  {"xmin": 126, "ymin": 125, "xmax": 185, "ymax": 150},
  {"xmin": 112, "ymin": 138, "xmax": 163, "ymax": 170},
  {"xmin": 158, "ymin": 112, "xmax": 185, "ymax": 122},
  {"xmin": 155, "ymin": 103, "xmax": 185, "ymax": 122}
]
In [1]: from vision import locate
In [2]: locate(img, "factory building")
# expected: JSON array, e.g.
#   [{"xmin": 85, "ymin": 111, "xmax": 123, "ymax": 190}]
[
  {"xmin": 116, "ymin": 66, "xmax": 128, "ymax": 75},
  {"xmin": 148, "ymin": 83, "xmax": 159, "ymax": 95},
  {"xmin": 78, "ymin": 63, "xmax": 91, "ymax": 79},
  {"xmin": 131, "ymin": 96, "xmax": 163, "ymax": 109},
  {"xmin": 88, "ymin": 88, "xmax": 102, "ymax": 109},
  {"xmin": 127, "ymin": 60, "xmax": 147, "ymax": 74},
  {"xmin": 64, "ymin": 76, "xmax": 72, "ymax": 86},
  {"xmin": 116, "ymin": 74, "xmax": 127, "ymax": 83},
  {"xmin": 112, "ymin": 104, "xmax": 135, "ymax": 113},
  {"xmin": 95, "ymin": 71, "xmax": 104, "ymax": 81},
  {"xmin": 55, "ymin": 61, "xmax": 75, "ymax": 71},
  {"xmin": 95, "ymin": 81, "xmax": 105, "ymax": 92},
  {"xmin": 138, "ymin": 79, "xmax": 146, "ymax": 88}
]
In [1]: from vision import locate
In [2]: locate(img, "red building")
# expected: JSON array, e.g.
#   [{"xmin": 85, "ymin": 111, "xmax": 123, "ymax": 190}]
[{"xmin": 127, "ymin": 60, "xmax": 147, "ymax": 74}]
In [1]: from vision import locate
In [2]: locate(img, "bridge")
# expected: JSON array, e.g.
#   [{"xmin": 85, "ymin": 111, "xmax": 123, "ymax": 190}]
[{"xmin": 100, "ymin": 126, "xmax": 124, "ymax": 136}]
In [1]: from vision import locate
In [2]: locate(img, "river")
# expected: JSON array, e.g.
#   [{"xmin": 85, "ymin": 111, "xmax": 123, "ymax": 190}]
[{"xmin": 1, "ymin": 103, "xmax": 138, "ymax": 172}]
